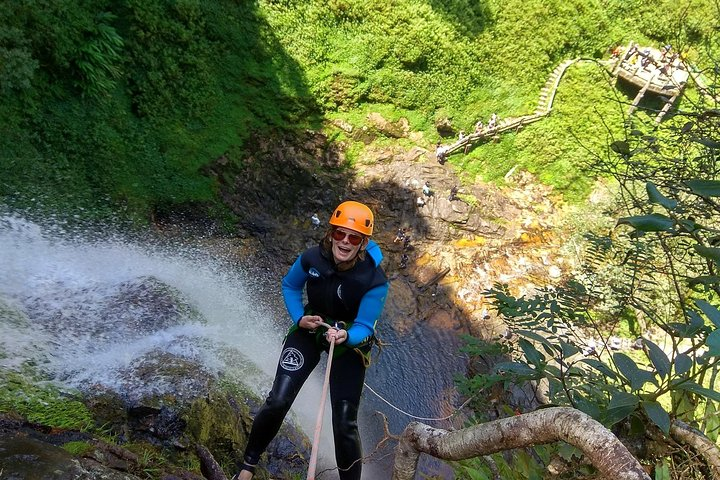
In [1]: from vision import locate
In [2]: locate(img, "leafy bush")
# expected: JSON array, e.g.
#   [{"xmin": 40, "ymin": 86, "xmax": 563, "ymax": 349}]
[{"xmin": 459, "ymin": 77, "xmax": 720, "ymax": 476}]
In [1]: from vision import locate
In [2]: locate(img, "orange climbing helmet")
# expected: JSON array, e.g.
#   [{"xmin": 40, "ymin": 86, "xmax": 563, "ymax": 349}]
[{"xmin": 329, "ymin": 201, "xmax": 374, "ymax": 236}]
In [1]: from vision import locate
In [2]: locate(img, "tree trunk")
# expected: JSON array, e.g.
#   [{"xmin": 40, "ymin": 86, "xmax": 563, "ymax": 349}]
[{"xmin": 392, "ymin": 406, "xmax": 650, "ymax": 480}]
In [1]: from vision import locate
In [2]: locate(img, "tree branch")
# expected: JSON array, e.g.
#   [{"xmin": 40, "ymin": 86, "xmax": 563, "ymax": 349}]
[
  {"xmin": 670, "ymin": 419, "xmax": 720, "ymax": 477},
  {"xmin": 393, "ymin": 407, "xmax": 650, "ymax": 480}
]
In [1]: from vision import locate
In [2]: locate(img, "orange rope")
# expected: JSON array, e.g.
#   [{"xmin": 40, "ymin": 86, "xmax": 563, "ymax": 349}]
[{"xmin": 307, "ymin": 333, "xmax": 336, "ymax": 480}]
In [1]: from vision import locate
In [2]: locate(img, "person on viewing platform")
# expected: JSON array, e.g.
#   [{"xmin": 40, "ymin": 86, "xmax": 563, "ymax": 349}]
[
  {"xmin": 474, "ymin": 120, "xmax": 484, "ymax": 133},
  {"xmin": 625, "ymin": 42, "xmax": 639, "ymax": 61},
  {"xmin": 233, "ymin": 201, "xmax": 389, "ymax": 480},
  {"xmin": 661, "ymin": 44, "xmax": 672, "ymax": 61}
]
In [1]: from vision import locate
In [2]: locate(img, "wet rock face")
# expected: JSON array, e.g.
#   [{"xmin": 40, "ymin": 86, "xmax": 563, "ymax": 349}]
[
  {"xmin": 0, "ymin": 435, "xmax": 142, "ymax": 480},
  {"xmin": 19, "ymin": 276, "xmax": 202, "ymax": 347},
  {"xmin": 206, "ymin": 125, "xmax": 572, "ymax": 341}
]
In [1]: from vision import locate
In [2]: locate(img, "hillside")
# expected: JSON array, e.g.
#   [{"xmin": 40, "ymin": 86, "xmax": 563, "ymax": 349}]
[{"xmin": 1, "ymin": 0, "xmax": 717, "ymax": 222}]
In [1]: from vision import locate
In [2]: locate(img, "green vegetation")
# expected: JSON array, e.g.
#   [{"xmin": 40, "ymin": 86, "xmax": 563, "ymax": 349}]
[
  {"xmin": 2, "ymin": 0, "xmax": 718, "ymax": 220},
  {"xmin": 62, "ymin": 440, "xmax": 94, "ymax": 456},
  {"xmin": 1, "ymin": 0, "xmax": 320, "ymax": 221},
  {"xmin": 0, "ymin": 372, "xmax": 93, "ymax": 430},
  {"xmin": 458, "ymin": 102, "xmax": 720, "ymax": 477}
]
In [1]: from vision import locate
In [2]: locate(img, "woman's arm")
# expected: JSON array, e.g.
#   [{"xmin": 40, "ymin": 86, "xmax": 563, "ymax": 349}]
[
  {"xmin": 346, "ymin": 283, "xmax": 389, "ymax": 346},
  {"xmin": 281, "ymin": 256, "xmax": 308, "ymax": 325}
]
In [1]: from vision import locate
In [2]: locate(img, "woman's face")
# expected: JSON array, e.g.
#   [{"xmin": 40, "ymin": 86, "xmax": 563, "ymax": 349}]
[{"xmin": 331, "ymin": 227, "xmax": 365, "ymax": 263}]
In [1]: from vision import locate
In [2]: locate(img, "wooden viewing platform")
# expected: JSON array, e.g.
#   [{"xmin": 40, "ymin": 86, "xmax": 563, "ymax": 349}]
[{"xmin": 609, "ymin": 43, "xmax": 689, "ymax": 122}]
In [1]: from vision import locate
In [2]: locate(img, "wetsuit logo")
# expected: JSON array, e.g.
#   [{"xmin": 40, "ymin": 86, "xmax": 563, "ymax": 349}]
[
  {"xmin": 337, "ymin": 284, "xmax": 343, "ymax": 300},
  {"xmin": 280, "ymin": 347, "xmax": 304, "ymax": 371},
  {"xmin": 309, "ymin": 268, "xmax": 320, "ymax": 278}
]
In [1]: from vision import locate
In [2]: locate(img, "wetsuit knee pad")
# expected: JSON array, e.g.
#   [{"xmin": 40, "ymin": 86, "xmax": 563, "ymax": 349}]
[
  {"xmin": 264, "ymin": 374, "xmax": 297, "ymax": 413},
  {"xmin": 332, "ymin": 399, "xmax": 359, "ymax": 435},
  {"xmin": 332, "ymin": 400, "xmax": 362, "ymax": 479},
  {"xmin": 243, "ymin": 374, "xmax": 299, "ymax": 466}
]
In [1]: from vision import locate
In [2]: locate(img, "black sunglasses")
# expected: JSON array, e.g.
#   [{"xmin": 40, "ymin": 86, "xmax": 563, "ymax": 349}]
[{"xmin": 331, "ymin": 229, "xmax": 364, "ymax": 246}]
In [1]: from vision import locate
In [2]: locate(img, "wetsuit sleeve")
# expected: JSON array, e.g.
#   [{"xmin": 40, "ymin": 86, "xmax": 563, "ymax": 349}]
[
  {"xmin": 281, "ymin": 256, "xmax": 308, "ymax": 325},
  {"xmin": 346, "ymin": 283, "xmax": 389, "ymax": 346}
]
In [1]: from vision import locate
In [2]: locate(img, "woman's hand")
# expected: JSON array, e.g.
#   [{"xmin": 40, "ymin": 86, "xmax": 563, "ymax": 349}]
[
  {"xmin": 325, "ymin": 327, "xmax": 348, "ymax": 345},
  {"xmin": 299, "ymin": 315, "xmax": 325, "ymax": 330}
]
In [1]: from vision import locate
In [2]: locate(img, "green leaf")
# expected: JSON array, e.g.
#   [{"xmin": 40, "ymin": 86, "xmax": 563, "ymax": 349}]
[
  {"xmin": 518, "ymin": 338, "xmax": 545, "ymax": 367},
  {"xmin": 605, "ymin": 391, "xmax": 638, "ymax": 426},
  {"xmin": 644, "ymin": 339, "xmax": 670, "ymax": 379},
  {"xmin": 689, "ymin": 310, "xmax": 708, "ymax": 332},
  {"xmin": 695, "ymin": 300, "xmax": 720, "ymax": 328},
  {"xmin": 609, "ymin": 390, "xmax": 639, "ymax": 409},
  {"xmin": 694, "ymin": 245, "xmax": 720, "ymax": 266},
  {"xmin": 686, "ymin": 179, "xmax": 720, "ymax": 197},
  {"xmin": 674, "ymin": 354, "xmax": 692, "ymax": 375},
  {"xmin": 690, "ymin": 137, "xmax": 720, "ymax": 149},
  {"xmin": 655, "ymin": 460, "xmax": 671, "ymax": 480},
  {"xmin": 559, "ymin": 340, "xmax": 580, "ymax": 358},
  {"xmin": 579, "ymin": 358, "xmax": 618, "ymax": 379},
  {"xmin": 705, "ymin": 330, "xmax": 720, "ymax": 356},
  {"xmin": 670, "ymin": 311, "xmax": 710, "ymax": 338},
  {"xmin": 613, "ymin": 352, "xmax": 658, "ymax": 390},
  {"xmin": 642, "ymin": 400, "xmax": 670, "ymax": 435},
  {"xmin": 675, "ymin": 381, "xmax": 720, "ymax": 402},
  {"xmin": 461, "ymin": 466, "xmax": 490, "ymax": 480},
  {"xmin": 494, "ymin": 361, "xmax": 540, "ymax": 379},
  {"xmin": 516, "ymin": 329, "xmax": 555, "ymax": 349},
  {"xmin": 610, "ymin": 140, "xmax": 631, "ymax": 155},
  {"xmin": 557, "ymin": 443, "xmax": 581, "ymax": 461},
  {"xmin": 689, "ymin": 276, "xmax": 720, "ymax": 289},
  {"xmin": 646, "ymin": 182, "xmax": 677, "ymax": 210},
  {"xmin": 678, "ymin": 218, "xmax": 704, "ymax": 233},
  {"xmin": 616, "ymin": 214, "xmax": 674, "ymax": 232},
  {"xmin": 573, "ymin": 395, "xmax": 601, "ymax": 419},
  {"xmin": 704, "ymin": 401, "xmax": 719, "ymax": 443}
]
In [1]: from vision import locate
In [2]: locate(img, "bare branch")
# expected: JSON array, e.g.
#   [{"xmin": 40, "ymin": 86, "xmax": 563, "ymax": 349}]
[
  {"xmin": 670, "ymin": 419, "xmax": 720, "ymax": 477},
  {"xmin": 393, "ymin": 407, "xmax": 650, "ymax": 480}
]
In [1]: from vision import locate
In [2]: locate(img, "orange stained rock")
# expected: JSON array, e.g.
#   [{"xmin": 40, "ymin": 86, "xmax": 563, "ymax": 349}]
[{"xmin": 454, "ymin": 237, "xmax": 486, "ymax": 248}]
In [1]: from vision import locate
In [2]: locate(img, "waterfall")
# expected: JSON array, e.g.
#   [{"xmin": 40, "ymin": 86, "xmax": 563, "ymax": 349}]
[{"xmin": 0, "ymin": 211, "xmax": 466, "ymax": 478}]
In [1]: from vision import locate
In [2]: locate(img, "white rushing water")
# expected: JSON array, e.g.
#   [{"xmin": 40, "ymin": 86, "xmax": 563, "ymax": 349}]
[
  {"xmin": 0, "ymin": 213, "xmax": 340, "ymax": 469},
  {"xmin": 0, "ymin": 212, "xmax": 466, "ymax": 478}
]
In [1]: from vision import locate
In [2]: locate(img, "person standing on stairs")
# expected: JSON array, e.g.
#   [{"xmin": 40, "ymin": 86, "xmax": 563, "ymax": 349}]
[
  {"xmin": 488, "ymin": 112, "xmax": 498, "ymax": 129},
  {"xmin": 233, "ymin": 200, "xmax": 389, "ymax": 480}
]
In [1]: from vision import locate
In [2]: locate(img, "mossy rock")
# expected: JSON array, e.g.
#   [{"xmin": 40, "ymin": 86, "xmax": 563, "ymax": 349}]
[{"xmin": 186, "ymin": 389, "xmax": 253, "ymax": 472}]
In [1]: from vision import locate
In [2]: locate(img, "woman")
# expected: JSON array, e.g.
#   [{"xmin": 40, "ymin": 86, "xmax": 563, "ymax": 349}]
[{"xmin": 234, "ymin": 200, "xmax": 389, "ymax": 480}]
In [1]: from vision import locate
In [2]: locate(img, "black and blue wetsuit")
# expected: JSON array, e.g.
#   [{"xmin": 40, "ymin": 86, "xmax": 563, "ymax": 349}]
[{"xmin": 242, "ymin": 240, "xmax": 388, "ymax": 480}]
